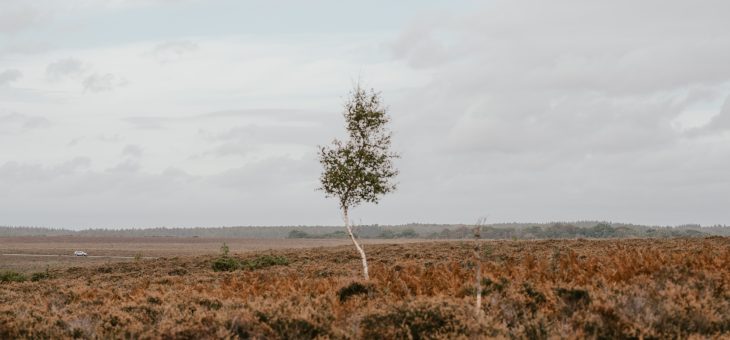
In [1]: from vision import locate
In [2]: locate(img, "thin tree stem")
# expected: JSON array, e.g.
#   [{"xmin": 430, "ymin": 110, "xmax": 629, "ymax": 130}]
[
  {"xmin": 344, "ymin": 207, "xmax": 369, "ymax": 280},
  {"xmin": 474, "ymin": 225, "xmax": 482, "ymax": 315}
]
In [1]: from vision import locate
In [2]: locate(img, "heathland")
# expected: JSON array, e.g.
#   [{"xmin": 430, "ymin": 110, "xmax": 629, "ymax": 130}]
[{"xmin": 1, "ymin": 237, "xmax": 729, "ymax": 338}]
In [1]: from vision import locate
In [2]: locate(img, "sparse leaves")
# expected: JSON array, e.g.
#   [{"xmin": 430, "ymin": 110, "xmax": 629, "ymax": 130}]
[{"xmin": 318, "ymin": 85, "xmax": 398, "ymax": 210}]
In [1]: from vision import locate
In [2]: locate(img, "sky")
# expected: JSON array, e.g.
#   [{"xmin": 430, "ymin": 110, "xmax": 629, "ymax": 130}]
[{"xmin": 1, "ymin": 0, "xmax": 729, "ymax": 228}]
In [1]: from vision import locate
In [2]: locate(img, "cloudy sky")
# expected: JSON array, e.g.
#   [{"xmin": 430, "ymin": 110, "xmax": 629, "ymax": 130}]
[{"xmin": 1, "ymin": 0, "xmax": 729, "ymax": 228}]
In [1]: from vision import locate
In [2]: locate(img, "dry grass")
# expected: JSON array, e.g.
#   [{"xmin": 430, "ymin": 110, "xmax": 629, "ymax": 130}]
[
  {"xmin": 0, "ymin": 236, "xmax": 432, "ymax": 274},
  {"xmin": 1, "ymin": 237, "xmax": 729, "ymax": 339}
]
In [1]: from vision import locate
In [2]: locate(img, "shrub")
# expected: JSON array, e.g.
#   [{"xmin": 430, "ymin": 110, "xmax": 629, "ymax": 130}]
[
  {"xmin": 482, "ymin": 277, "xmax": 509, "ymax": 294},
  {"xmin": 256, "ymin": 312, "xmax": 328, "ymax": 340},
  {"xmin": 0, "ymin": 271, "xmax": 26, "ymax": 283},
  {"xmin": 338, "ymin": 282, "xmax": 374, "ymax": 302},
  {"xmin": 31, "ymin": 271, "xmax": 51, "ymax": 282},
  {"xmin": 197, "ymin": 298, "xmax": 222, "ymax": 310},
  {"xmin": 212, "ymin": 257, "xmax": 239, "ymax": 272},
  {"xmin": 168, "ymin": 268, "xmax": 188, "ymax": 276},
  {"xmin": 555, "ymin": 288, "xmax": 591, "ymax": 306},
  {"xmin": 241, "ymin": 255, "xmax": 289, "ymax": 270},
  {"xmin": 556, "ymin": 288, "xmax": 591, "ymax": 316},
  {"xmin": 361, "ymin": 304, "xmax": 467, "ymax": 339}
]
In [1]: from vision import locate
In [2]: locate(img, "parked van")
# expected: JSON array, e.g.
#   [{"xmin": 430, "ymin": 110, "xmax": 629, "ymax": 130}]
[{"xmin": 74, "ymin": 250, "xmax": 88, "ymax": 256}]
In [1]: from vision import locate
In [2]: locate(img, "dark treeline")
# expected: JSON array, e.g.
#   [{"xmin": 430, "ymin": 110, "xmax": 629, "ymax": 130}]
[{"xmin": 1, "ymin": 222, "xmax": 729, "ymax": 239}]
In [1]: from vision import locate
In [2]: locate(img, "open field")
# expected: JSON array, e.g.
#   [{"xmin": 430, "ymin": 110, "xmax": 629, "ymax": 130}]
[
  {"xmin": 0, "ymin": 236, "xmax": 434, "ymax": 274},
  {"xmin": 1, "ymin": 237, "xmax": 730, "ymax": 338}
]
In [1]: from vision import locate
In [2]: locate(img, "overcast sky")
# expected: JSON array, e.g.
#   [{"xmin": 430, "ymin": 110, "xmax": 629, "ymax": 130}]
[{"xmin": 1, "ymin": 0, "xmax": 729, "ymax": 228}]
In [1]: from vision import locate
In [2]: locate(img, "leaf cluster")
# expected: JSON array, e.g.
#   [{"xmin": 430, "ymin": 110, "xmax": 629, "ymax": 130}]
[{"xmin": 318, "ymin": 85, "xmax": 399, "ymax": 209}]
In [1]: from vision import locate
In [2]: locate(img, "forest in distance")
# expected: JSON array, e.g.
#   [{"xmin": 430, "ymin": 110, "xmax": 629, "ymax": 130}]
[{"xmin": 2, "ymin": 221, "xmax": 729, "ymax": 239}]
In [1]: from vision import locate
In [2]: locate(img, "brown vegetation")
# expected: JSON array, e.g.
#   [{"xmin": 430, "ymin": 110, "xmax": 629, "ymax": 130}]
[
  {"xmin": 0, "ymin": 237, "xmax": 430, "ymax": 274},
  {"xmin": 1, "ymin": 238, "xmax": 729, "ymax": 338}
]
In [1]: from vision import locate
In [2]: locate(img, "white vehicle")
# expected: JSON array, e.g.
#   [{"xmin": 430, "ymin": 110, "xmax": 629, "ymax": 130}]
[{"xmin": 74, "ymin": 250, "xmax": 88, "ymax": 256}]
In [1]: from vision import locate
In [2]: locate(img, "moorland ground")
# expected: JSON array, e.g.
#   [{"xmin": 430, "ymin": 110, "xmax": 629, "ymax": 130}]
[
  {"xmin": 1, "ymin": 237, "xmax": 729, "ymax": 338},
  {"xmin": 0, "ymin": 236, "xmax": 430, "ymax": 274}
]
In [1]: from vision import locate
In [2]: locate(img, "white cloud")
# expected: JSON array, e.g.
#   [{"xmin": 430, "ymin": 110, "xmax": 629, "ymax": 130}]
[
  {"xmin": 82, "ymin": 73, "xmax": 127, "ymax": 92},
  {"xmin": 144, "ymin": 40, "xmax": 199, "ymax": 63},
  {"xmin": 0, "ymin": 69, "xmax": 22, "ymax": 86},
  {"xmin": 0, "ymin": 3, "xmax": 43, "ymax": 34},
  {"xmin": 121, "ymin": 144, "xmax": 143, "ymax": 157},
  {"xmin": 0, "ymin": 112, "xmax": 50, "ymax": 132},
  {"xmin": 46, "ymin": 58, "xmax": 86, "ymax": 80}
]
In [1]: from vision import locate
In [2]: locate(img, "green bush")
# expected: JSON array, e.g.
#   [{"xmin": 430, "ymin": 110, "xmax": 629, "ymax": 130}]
[
  {"xmin": 212, "ymin": 257, "xmax": 239, "ymax": 272},
  {"xmin": 241, "ymin": 255, "xmax": 290, "ymax": 270},
  {"xmin": 212, "ymin": 254, "xmax": 290, "ymax": 272},
  {"xmin": 31, "ymin": 272, "xmax": 51, "ymax": 282},
  {"xmin": 0, "ymin": 271, "xmax": 26, "ymax": 283}
]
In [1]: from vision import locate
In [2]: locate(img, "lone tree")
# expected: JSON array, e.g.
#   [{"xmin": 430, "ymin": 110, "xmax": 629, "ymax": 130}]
[{"xmin": 318, "ymin": 85, "xmax": 398, "ymax": 280}]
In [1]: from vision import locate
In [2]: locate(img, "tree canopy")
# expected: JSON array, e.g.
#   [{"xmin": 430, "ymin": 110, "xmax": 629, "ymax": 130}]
[{"xmin": 318, "ymin": 85, "xmax": 399, "ymax": 210}]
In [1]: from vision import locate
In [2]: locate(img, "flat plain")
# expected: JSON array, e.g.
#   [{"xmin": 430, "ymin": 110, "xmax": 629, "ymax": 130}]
[
  {"xmin": 0, "ymin": 236, "xmax": 431, "ymax": 273},
  {"xmin": 1, "ymin": 237, "xmax": 729, "ymax": 338}
]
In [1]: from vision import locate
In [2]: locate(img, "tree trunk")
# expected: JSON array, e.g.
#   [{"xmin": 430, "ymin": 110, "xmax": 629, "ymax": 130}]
[
  {"xmin": 343, "ymin": 207, "xmax": 369, "ymax": 280},
  {"xmin": 474, "ymin": 225, "xmax": 482, "ymax": 315}
]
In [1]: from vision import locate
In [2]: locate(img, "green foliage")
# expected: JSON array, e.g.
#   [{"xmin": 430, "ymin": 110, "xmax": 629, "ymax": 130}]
[
  {"xmin": 338, "ymin": 282, "xmax": 374, "ymax": 302},
  {"xmin": 212, "ymin": 254, "xmax": 290, "ymax": 272},
  {"xmin": 241, "ymin": 255, "xmax": 290, "ymax": 270},
  {"xmin": 0, "ymin": 271, "xmax": 26, "ymax": 283},
  {"xmin": 379, "ymin": 229, "xmax": 419, "ymax": 239},
  {"xmin": 318, "ymin": 85, "xmax": 398, "ymax": 210},
  {"xmin": 220, "ymin": 242, "xmax": 230, "ymax": 257},
  {"xmin": 31, "ymin": 267, "xmax": 52, "ymax": 282},
  {"xmin": 134, "ymin": 252, "xmax": 143, "ymax": 261},
  {"xmin": 211, "ymin": 257, "xmax": 238, "ymax": 272},
  {"xmin": 321, "ymin": 230, "xmax": 347, "ymax": 238}
]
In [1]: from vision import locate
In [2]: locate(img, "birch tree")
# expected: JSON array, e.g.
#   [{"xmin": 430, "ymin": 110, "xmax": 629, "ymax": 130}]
[{"xmin": 318, "ymin": 85, "xmax": 398, "ymax": 280}]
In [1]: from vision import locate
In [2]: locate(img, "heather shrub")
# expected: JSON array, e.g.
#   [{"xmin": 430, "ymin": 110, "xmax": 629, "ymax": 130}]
[
  {"xmin": 240, "ymin": 255, "xmax": 289, "ymax": 270},
  {"xmin": 0, "ymin": 271, "xmax": 26, "ymax": 283},
  {"xmin": 211, "ymin": 257, "xmax": 239, "ymax": 272},
  {"xmin": 30, "ymin": 271, "xmax": 51, "ymax": 282},
  {"xmin": 361, "ymin": 303, "xmax": 468, "ymax": 339},
  {"xmin": 255, "ymin": 311, "xmax": 330, "ymax": 340},
  {"xmin": 338, "ymin": 282, "xmax": 374, "ymax": 302}
]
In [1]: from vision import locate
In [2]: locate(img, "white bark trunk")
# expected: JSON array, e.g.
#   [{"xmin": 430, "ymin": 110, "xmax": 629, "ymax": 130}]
[
  {"xmin": 474, "ymin": 226, "xmax": 482, "ymax": 315},
  {"xmin": 344, "ymin": 207, "xmax": 369, "ymax": 280}
]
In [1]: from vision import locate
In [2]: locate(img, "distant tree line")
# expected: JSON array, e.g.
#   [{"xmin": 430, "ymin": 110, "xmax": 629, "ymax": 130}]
[
  {"xmin": 1, "ymin": 222, "xmax": 728, "ymax": 239},
  {"xmin": 426, "ymin": 223, "xmax": 711, "ymax": 239},
  {"xmin": 287, "ymin": 228, "xmax": 419, "ymax": 239}
]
